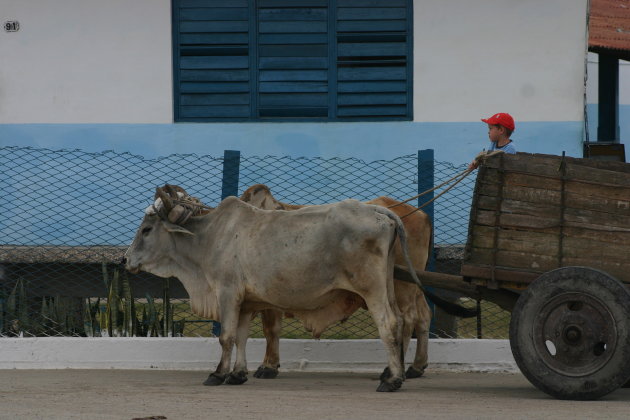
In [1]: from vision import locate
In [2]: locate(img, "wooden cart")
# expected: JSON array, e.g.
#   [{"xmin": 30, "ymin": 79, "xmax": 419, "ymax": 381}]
[{"xmin": 396, "ymin": 152, "xmax": 630, "ymax": 400}]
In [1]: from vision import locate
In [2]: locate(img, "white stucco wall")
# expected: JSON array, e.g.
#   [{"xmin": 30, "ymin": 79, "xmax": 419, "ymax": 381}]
[
  {"xmin": 0, "ymin": 0, "xmax": 587, "ymax": 125},
  {"xmin": 0, "ymin": 0, "xmax": 173, "ymax": 123},
  {"xmin": 414, "ymin": 0, "xmax": 588, "ymax": 123}
]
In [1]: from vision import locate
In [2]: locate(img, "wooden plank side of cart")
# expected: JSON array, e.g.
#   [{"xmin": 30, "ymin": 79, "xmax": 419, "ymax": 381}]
[
  {"xmin": 396, "ymin": 152, "xmax": 630, "ymax": 313},
  {"xmin": 462, "ymin": 152, "xmax": 630, "ymax": 290}
]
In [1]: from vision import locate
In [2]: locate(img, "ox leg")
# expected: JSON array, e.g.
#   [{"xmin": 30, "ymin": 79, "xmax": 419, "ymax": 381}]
[
  {"xmin": 407, "ymin": 293, "xmax": 431, "ymax": 379},
  {"xmin": 390, "ymin": 283, "xmax": 419, "ymax": 381},
  {"xmin": 254, "ymin": 309, "xmax": 282, "ymax": 379},
  {"xmin": 225, "ymin": 310, "xmax": 252, "ymax": 385},
  {"xmin": 365, "ymin": 297, "xmax": 404, "ymax": 392},
  {"xmin": 203, "ymin": 307, "xmax": 240, "ymax": 386}
]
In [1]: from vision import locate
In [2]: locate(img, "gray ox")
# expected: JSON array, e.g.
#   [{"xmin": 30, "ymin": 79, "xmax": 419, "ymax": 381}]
[
  {"xmin": 239, "ymin": 184, "xmax": 476, "ymax": 380},
  {"xmin": 123, "ymin": 185, "xmax": 427, "ymax": 392}
]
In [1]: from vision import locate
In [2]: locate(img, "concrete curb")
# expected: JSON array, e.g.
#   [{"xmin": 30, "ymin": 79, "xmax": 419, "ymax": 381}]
[{"xmin": 0, "ymin": 338, "xmax": 518, "ymax": 372}]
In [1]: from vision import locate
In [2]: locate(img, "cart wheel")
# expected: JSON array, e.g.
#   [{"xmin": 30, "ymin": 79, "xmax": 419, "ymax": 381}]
[{"xmin": 510, "ymin": 266, "xmax": 630, "ymax": 400}]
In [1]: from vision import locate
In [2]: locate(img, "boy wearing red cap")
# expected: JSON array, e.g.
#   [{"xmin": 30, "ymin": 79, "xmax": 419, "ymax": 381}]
[{"xmin": 468, "ymin": 112, "xmax": 516, "ymax": 169}]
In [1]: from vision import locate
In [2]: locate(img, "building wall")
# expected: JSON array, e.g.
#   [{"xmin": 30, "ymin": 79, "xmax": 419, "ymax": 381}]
[{"xmin": 0, "ymin": 0, "xmax": 588, "ymax": 164}]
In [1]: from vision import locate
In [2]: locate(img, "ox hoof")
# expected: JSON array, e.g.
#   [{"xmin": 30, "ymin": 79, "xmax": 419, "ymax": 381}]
[
  {"xmin": 253, "ymin": 366, "xmax": 279, "ymax": 379},
  {"xmin": 225, "ymin": 371, "xmax": 248, "ymax": 385},
  {"xmin": 379, "ymin": 367, "xmax": 391, "ymax": 382},
  {"xmin": 405, "ymin": 365, "xmax": 427, "ymax": 379},
  {"xmin": 376, "ymin": 378, "xmax": 403, "ymax": 392},
  {"xmin": 203, "ymin": 373, "xmax": 225, "ymax": 386}
]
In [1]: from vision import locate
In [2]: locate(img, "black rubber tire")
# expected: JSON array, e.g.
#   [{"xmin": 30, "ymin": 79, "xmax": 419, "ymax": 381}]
[{"xmin": 509, "ymin": 266, "xmax": 630, "ymax": 400}]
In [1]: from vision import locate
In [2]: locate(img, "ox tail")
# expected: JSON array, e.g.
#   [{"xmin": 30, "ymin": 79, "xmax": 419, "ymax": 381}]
[
  {"xmin": 374, "ymin": 207, "xmax": 477, "ymax": 319},
  {"xmin": 373, "ymin": 206, "xmax": 424, "ymax": 289}
]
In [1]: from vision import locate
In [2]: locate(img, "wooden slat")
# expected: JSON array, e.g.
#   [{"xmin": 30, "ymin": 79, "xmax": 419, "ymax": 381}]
[
  {"xmin": 180, "ymin": 21, "xmax": 249, "ymax": 33},
  {"xmin": 566, "ymin": 162, "xmax": 630, "ymax": 187},
  {"xmin": 180, "ymin": 0, "xmax": 248, "ymax": 7},
  {"xmin": 180, "ymin": 69, "xmax": 250, "ymax": 82},
  {"xmin": 259, "ymin": 44, "xmax": 327, "ymax": 57},
  {"xmin": 180, "ymin": 82, "xmax": 250, "ymax": 93},
  {"xmin": 483, "ymin": 153, "xmax": 630, "ymax": 188},
  {"xmin": 475, "ymin": 209, "xmax": 561, "ymax": 231},
  {"xmin": 258, "ymin": 107, "xmax": 328, "ymax": 117},
  {"xmin": 258, "ymin": 33, "xmax": 328, "ymax": 44},
  {"xmin": 563, "ymin": 226, "xmax": 630, "ymax": 246},
  {"xmin": 180, "ymin": 93, "xmax": 249, "ymax": 105},
  {"xmin": 565, "ymin": 181, "xmax": 630, "ymax": 208},
  {"xmin": 563, "ymin": 208, "xmax": 630, "ymax": 231},
  {"xmin": 180, "ymin": 8, "xmax": 248, "ymax": 20},
  {"xmin": 478, "ymin": 183, "xmax": 562, "ymax": 206},
  {"xmin": 337, "ymin": 43, "xmax": 407, "ymax": 56},
  {"xmin": 337, "ymin": 20, "xmax": 406, "ymax": 32},
  {"xmin": 180, "ymin": 56, "xmax": 248, "ymax": 69},
  {"xmin": 469, "ymin": 248, "xmax": 560, "ymax": 273},
  {"xmin": 180, "ymin": 33, "xmax": 249, "ymax": 44},
  {"xmin": 259, "ymin": 81, "xmax": 327, "ymax": 93},
  {"xmin": 258, "ymin": 0, "xmax": 327, "ymax": 7},
  {"xmin": 338, "ymin": 81, "xmax": 406, "ymax": 92},
  {"xmin": 338, "ymin": 0, "xmax": 407, "ymax": 6},
  {"xmin": 259, "ymin": 93, "xmax": 327, "ymax": 106},
  {"xmin": 259, "ymin": 21, "xmax": 327, "ymax": 33},
  {"xmin": 259, "ymin": 57, "xmax": 327, "ymax": 69},
  {"xmin": 179, "ymin": 105, "xmax": 250, "ymax": 117},
  {"xmin": 561, "ymin": 258, "xmax": 630, "ymax": 283},
  {"xmin": 338, "ymin": 67, "xmax": 406, "ymax": 81},
  {"xmin": 337, "ymin": 93, "xmax": 406, "ymax": 105},
  {"xmin": 475, "ymin": 195, "xmax": 562, "ymax": 218},
  {"xmin": 259, "ymin": 69, "xmax": 327, "ymax": 81},
  {"xmin": 336, "ymin": 105, "xmax": 406, "ymax": 116},
  {"xmin": 562, "ymin": 237, "xmax": 630, "ymax": 260},
  {"xmin": 338, "ymin": 7, "xmax": 406, "ymax": 20},
  {"xmin": 259, "ymin": 8, "xmax": 327, "ymax": 21},
  {"xmin": 471, "ymin": 226, "xmax": 560, "ymax": 256}
]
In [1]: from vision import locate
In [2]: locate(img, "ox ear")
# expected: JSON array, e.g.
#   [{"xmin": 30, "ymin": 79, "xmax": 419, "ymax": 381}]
[{"xmin": 163, "ymin": 221, "xmax": 194, "ymax": 236}]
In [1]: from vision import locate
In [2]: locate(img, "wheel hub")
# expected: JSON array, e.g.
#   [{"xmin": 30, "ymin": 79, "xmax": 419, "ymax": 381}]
[{"xmin": 533, "ymin": 292, "xmax": 617, "ymax": 377}]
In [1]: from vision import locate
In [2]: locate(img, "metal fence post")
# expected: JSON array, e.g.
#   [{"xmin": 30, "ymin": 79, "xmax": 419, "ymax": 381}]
[
  {"xmin": 417, "ymin": 149, "xmax": 436, "ymax": 335},
  {"xmin": 212, "ymin": 150, "xmax": 241, "ymax": 336}
]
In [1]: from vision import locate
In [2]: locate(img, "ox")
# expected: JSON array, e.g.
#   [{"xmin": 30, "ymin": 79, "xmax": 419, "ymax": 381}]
[
  {"xmin": 123, "ymin": 185, "xmax": 427, "ymax": 392},
  {"xmin": 240, "ymin": 184, "xmax": 475, "ymax": 380}
]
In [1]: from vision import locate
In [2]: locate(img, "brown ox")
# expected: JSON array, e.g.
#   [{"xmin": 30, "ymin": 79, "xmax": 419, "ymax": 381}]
[
  {"xmin": 124, "ymin": 185, "xmax": 427, "ymax": 392},
  {"xmin": 240, "ymin": 184, "xmax": 475, "ymax": 380}
]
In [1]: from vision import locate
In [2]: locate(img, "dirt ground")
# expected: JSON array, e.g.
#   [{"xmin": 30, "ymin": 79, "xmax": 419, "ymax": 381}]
[{"xmin": 0, "ymin": 370, "xmax": 628, "ymax": 420}]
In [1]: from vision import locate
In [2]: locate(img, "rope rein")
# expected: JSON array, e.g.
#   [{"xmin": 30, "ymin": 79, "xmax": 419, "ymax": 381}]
[
  {"xmin": 388, "ymin": 167, "xmax": 475, "ymax": 219},
  {"xmin": 160, "ymin": 152, "xmax": 494, "ymax": 222}
]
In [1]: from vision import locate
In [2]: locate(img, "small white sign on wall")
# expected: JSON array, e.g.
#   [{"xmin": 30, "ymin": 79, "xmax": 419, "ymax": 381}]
[{"xmin": 4, "ymin": 21, "xmax": 19, "ymax": 32}]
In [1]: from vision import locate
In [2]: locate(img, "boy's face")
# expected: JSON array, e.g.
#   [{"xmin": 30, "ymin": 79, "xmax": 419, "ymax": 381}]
[{"xmin": 487, "ymin": 124, "xmax": 505, "ymax": 142}]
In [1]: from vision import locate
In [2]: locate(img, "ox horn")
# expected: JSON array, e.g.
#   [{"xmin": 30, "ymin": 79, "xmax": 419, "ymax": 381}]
[{"xmin": 155, "ymin": 186, "xmax": 173, "ymax": 215}]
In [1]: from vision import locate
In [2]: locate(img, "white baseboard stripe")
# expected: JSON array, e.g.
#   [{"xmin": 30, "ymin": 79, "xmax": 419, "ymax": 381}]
[{"xmin": 0, "ymin": 338, "xmax": 518, "ymax": 372}]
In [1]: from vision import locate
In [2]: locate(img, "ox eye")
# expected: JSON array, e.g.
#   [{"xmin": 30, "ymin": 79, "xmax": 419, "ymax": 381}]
[{"xmin": 142, "ymin": 227, "xmax": 152, "ymax": 235}]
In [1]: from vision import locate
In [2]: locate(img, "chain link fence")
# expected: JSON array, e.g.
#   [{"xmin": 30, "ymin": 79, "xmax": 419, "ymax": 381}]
[{"xmin": 0, "ymin": 146, "xmax": 510, "ymax": 339}]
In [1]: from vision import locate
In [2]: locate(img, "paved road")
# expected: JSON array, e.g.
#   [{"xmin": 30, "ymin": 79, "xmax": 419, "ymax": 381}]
[{"xmin": 0, "ymin": 370, "xmax": 628, "ymax": 419}]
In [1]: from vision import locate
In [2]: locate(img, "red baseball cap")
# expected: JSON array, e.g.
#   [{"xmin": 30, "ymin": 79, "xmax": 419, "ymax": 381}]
[{"xmin": 481, "ymin": 113, "xmax": 515, "ymax": 131}]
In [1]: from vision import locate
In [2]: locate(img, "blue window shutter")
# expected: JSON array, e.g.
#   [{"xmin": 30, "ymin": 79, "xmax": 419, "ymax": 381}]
[
  {"xmin": 173, "ymin": 0, "xmax": 251, "ymax": 121},
  {"xmin": 172, "ymin": 0, "xmax": 412, "ymax": 122},
  {"xmin": 257, "ymin": 0, "xmax": 329, "ymax": 119},
  {"xmin": 335, "ymin": 0, "xmax": 411, "ymax": 120}
]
